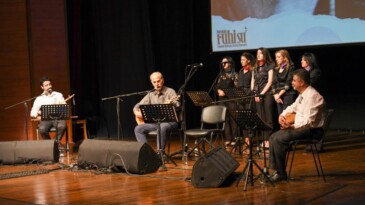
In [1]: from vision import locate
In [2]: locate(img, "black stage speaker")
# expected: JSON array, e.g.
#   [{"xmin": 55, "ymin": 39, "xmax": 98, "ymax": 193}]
[
  {"xmin": 77, "ymin": 140, "xmax": 161, "ymax": 174},
  {"xmin": 191, "ymin": 147, "xmax": 239, "ymax": 188},
  {"xmin": 0, "ymin": 140, "xmax": 59, "ymax": 164}
]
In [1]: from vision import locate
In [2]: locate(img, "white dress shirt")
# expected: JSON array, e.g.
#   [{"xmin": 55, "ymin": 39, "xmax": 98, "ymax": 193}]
[
  {"xmin": 30, "ymin": 91, "xmax": 65, "ymax": 118},
  {"xmin": 281, "ymin": 86, "xmax": 324, "ymax": 129}
]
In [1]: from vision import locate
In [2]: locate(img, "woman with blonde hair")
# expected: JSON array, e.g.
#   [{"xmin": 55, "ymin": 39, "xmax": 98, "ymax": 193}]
[{"xmin": 273, "ymin": 49, "xmax": 297, "ymax": 114}]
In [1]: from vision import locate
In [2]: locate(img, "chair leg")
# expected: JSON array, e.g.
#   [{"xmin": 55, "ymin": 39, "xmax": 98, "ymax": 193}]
[
  {"xmin": 82, "ymin": 121, "xmax": 88, "ymax": 140},
  {"xmin": 285, "ymin": 144, "xmax": 292, "ymax": 175},
  {"xmin": 187, "ymin": 138, "xmax": 199, "ymax": 157},
  {"xmin": 288, "ymin": 143, "xmax": 297, "ymax": 178},
  {"xmin": 313, "ymin": 144, "xmax": 326, "ymax": 182},
  {"xmin": 310, "ymin": 145, "xmax": 320, "ymax": 176},
  {"xmin": 288, "ymin": 142, "xmax": 326, "ymax": 182},
  {"xmin": 188, "ymin": 137, "xmax": 206, "ymax": 156}
]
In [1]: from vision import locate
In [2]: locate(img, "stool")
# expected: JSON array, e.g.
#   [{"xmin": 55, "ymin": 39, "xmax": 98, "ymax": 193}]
[{"xmin": 74, "ymin": 119, "xmax": 88, "ymax": 140}]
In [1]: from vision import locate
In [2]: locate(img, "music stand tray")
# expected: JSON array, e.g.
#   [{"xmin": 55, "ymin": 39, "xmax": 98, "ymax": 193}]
[
  {"xmin": 139, "ymin": 104, "xmax": 178, "ymax": 169},
  {"xmin": 230, "ymin": 109, "xmax": 272, "ymax": 131},
  {"xmin": 41, "ymin": 104, "xmax": 70, "ymax": 121},
  {"xmin": 186, "ymin": 91, "xmax": 213, "ymax": 107},
  {"xmin": 232, "ymin": 109, "xmax": 274, "ymax": 191},
  {"xmin": 139, "ymin": 104, "xmax": 178, "ymax": 124},
  {"xmin": 222, "ymin": 87, "xmax": 250, "ymax": 105}
]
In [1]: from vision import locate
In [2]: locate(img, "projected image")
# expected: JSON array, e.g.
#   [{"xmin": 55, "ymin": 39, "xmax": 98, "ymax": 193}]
[{"xmin": 211, "ymin": 0, "xmax": 365, "ymax": 52}]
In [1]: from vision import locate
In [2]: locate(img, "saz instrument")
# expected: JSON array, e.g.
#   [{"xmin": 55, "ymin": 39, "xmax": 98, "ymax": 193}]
[
  {"xmin": 64, "ymin": 94, "xmax": 75, "ymax": 103},
  {"xmin": 285, "ymin": 113, "xmax": 295, "ymax": 125},
  {"xmin": 135, "ymin": 95, "xmax": 180, "ymax": 125}
]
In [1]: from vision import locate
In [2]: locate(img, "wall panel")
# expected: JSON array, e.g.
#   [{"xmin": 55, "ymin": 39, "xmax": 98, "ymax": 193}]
[{"xmin": 0, "ymin": 0, "xmax": 70, "ymax": 141}]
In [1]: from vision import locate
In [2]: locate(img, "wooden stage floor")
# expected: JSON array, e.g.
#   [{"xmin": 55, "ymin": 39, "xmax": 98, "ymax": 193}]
[{"xmin": 0, "ymin": 130, "xmax": 365, "ymax": 205}]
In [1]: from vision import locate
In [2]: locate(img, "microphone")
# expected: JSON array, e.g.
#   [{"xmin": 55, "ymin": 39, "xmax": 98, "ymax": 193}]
[
  {"xmin": 188, "ymin": 63, "xmax": 203, "ymax": 69},
  {"xmin": 272, "ymin": 85, "xmax": 289, "ymax": 94}
]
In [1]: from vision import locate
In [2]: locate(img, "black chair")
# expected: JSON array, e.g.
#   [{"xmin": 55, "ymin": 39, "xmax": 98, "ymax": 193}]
[
  {"xmin": 184, "ymin": 105, "xmax": 227, "ymax": 156},
  {"xmin": 286, "ymin": 109, "xmax": 334, "ymax": 182}
]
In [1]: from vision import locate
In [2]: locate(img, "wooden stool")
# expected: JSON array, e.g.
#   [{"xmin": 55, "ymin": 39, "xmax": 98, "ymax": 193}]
[{"xmin": 74, "ymin": 119, "xmax": 88, "ymax": 140}]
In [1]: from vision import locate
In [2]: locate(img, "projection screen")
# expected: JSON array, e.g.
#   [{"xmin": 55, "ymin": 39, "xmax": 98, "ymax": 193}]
[{"xmin": 211, "ymin": 0, "xmax": 365, "ymax": 52}]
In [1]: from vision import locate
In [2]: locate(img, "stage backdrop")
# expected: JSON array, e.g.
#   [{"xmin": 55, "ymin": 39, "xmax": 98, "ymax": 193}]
[
  {"xmin": 210, "ymin": 0, "xmax": 365, "ymax": 52},
  {"xmin": 67, "ymin": 0, "xmax": 365, "ymax": 139}
]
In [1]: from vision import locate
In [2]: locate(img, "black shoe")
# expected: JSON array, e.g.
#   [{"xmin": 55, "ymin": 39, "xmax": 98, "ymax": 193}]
[{"xmin": 271, "ymin": 172, "xmax": 287, "ymax": 182}]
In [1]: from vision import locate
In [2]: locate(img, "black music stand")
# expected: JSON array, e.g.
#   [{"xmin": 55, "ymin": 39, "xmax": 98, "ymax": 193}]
[
  {"xmin": 41, "ymin": 104, "xmax": 70, "ymax": 150},
  {"xmin": 139, "ymin": 104, "xmax": 178, "ymax": 170},
  {"xmin": 222, "ymin": 87, "xmax": 251, "ymax": 155},
  {"xmin": 186, "ymin": 91, "xmax": 213, "ymax": 107},
  {"xmin": 231, "ymin": 109, "xmax": 274, "ymax": 191},
  {"xmin": 185, "ymin": 91, "xmax": 214, "ymax": 156},
  {"xmin": 222, "ymin": 87, "xmax": 250, "ymax": 105}
]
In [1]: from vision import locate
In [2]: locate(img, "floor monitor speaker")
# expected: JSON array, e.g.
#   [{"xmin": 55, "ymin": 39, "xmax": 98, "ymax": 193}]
[
  {"xmin": 191, "ymin": 147, "xmax": 239, "ymax": 188},
  {"xmin": 78, "ymin": 140, "xmax": 161, "ymax": 174},
  {"xmin": 0, "ymin": 140, "xmax": 58, "ymax": 164}
]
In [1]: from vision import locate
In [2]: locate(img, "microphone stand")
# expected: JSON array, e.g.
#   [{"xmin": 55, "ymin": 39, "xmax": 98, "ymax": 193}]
[
  {"xmin": 101, "ymin": 89, "xmax": 153, "ymax": 140},
  {"xmin": 5, "ymin": 95, "xmax": 40, "ymax": 141},
  {"xmin": 169, "ymin": 65, "xmax": 200, "ymax": 158},
  {"xmin": 178, "ymin": 65, "xmax": 201, "ymax": 129},
  {"xmin": 206, "ymin": 63, "xmax": 223, "ymax": 101}
]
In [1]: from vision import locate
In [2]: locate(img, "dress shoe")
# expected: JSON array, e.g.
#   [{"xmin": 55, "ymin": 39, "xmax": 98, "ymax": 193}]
[{"xmin": 271, "ymin": 172, "xmax": 287, "ymax": 182}]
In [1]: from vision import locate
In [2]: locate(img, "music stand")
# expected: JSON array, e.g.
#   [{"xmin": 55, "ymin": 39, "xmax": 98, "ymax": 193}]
[
  {"xmin": 231, "ymin": 109, "xmax": 275, "ymax": 191},
  {"xmin": 41, "ymin": 104, "xmax": 70, "ymax": 150},
  {"xmin": 185, "ymin": 91, "xmax": 214, "ymax": 157},
  {"xmin": 222, "ymin": 87, "xmax": 251, "ymax": 155},
  {"xmin": 222, "ymin": 87, "xmax": 250, "ymax": 105},
  {"xmin": 139, "ymin": 104, "xmax": 179, "ymax": 170},
  {"xmin": 186, "ymin": 91, "xmax": 213, "ymax": 107}
]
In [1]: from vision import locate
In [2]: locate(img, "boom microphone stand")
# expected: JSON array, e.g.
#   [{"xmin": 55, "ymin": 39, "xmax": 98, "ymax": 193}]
[
  {"xmin": 169, "ymin": 64, "xmax": 201, "ymax": 158},
  {"xmin": 101, "ymin": 89, "xmax": 154, "ymax": 140},
  {"xmin": 205, "ymin": 63, "xmax": 223, "ymax": 101},
  {"xmin": 5, "ymin": 95, "xmax": 39, "ymax": 141}
]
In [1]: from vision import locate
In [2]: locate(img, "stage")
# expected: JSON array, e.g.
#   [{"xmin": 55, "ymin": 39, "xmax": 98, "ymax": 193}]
[{"xmin": 0, "ymin": 130, "xmax": 364, "ymax": 205}]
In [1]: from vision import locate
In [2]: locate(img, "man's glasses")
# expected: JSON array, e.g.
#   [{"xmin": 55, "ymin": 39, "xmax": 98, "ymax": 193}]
[{"xmin": 222, "ymin": 62, "xmax": 230, "ymax": 65}]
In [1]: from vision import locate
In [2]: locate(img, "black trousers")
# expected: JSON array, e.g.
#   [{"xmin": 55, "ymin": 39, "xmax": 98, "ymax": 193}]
[
  {"xmin": 269, "ymin": 127, "xmax": 324, "ymax": 175},
  {"xmin": 255, "ymin": 94, "xmax": 275, "ymax": 137}
]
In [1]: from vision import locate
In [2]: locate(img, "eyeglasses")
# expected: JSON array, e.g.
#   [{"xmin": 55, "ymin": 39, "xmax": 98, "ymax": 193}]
[{"xmin": 222, "ymin": 62, "xmax": 230, "ymax": 65}]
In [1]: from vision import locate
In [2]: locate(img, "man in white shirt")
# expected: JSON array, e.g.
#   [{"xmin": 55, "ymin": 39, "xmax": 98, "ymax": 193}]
[
  {"xmin": 269, "ymin": 69, "xmax": 325, "ymax": 182},
  {"xmin": 30, "ymin": 76, "xmax": 67, "ymax": 142}
]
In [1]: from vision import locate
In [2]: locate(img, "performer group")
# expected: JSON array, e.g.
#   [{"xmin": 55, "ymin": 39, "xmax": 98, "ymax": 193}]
[{"xmin": 31, "ymin": 47, "xmax": 325, "ymax": 182}]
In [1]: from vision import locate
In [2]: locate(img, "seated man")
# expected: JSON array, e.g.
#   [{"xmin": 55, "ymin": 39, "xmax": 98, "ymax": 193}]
[
  {"xmin": 133, "ymin": 71, "xmax": 179, "ymax": 151},
  {"xmin": 30, "ymin": 76, "xmax": 67, "ymax": 143},
  {"xmin": 269, "ymin": 69, "xmax": 325, "ymax": 182}
]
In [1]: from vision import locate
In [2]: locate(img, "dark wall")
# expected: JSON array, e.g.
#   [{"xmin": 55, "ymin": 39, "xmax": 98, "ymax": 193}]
[{"xmin": 67, "ymin": 0, "xmax": 365, "ymax": 138}]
